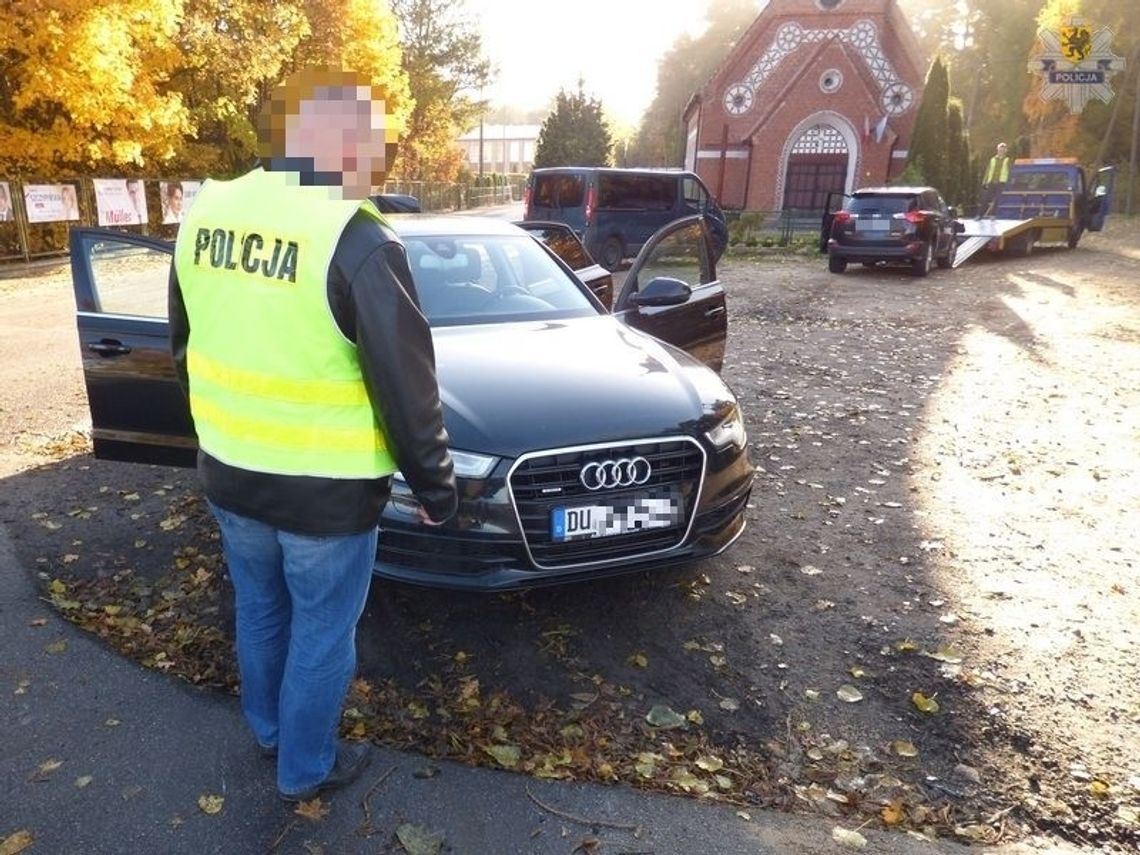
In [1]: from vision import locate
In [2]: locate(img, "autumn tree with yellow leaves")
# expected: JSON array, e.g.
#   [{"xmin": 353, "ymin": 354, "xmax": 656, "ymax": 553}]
[
  {"xmin": 0, "ymin": 0, "xmax": 191, "ymax": 176},
  {"xmin": 0, "ymin": 0, "xmax": 413, "ymax": 179}
]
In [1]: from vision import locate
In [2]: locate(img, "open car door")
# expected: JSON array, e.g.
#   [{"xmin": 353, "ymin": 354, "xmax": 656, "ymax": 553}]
[
  {"xmin": 820, "ymin": 190, "xmax": 848, "ymax": 253},
  {"xmin": 68, "ymin": 228, "xmax": 195, "ymax": 467},
  {"xmin": 1086, "ymin": 166, "xmax": 1116, "ymax": 232},
  {"xmin": 515, "ymin": 220, "xmax": 614, "ymax": 309},
  {"xmin": 611, "ymin": 215, "xmax": 727, "ymax": 373}
]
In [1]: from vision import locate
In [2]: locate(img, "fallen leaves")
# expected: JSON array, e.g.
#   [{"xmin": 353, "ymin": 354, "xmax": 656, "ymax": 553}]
[
  {"xmin": 892, "ymin": 740, "xmax": 919, "ymax": 758},
  {"xmin": 483, "ymin": 744, "xmax": 521, "ymax": 769},
  {"xmin": 625, "ymin": 652, "xmax": 648, "ymax": 669},
  {"xmin": 923, "ymin": 647, "xmax": 963, "ymax": 664},
  {"xmin": 911, "ymin": 692, "xmax": 940, "ymax": 714},
  {"xmin": 831, "ymin": 826, "xmax": 867, "ymax": 849},
  {"xmin": 293, "ymin": 797, "xmax": 329, "ymax": 821},
  {"xmin": 0, "ymin": 830, "xmax": 34, "ymax": 855},
  {"xmin": 395, "ymin": 823, "xmax": 444, "ymax": 855},
  {"xmin": 27, "ymin": 758, "xmax": 62, "ymax": 782},
  {"xmin": 836, "ymin": 685, "xmax": 863, "ymax": 703},
  {"xmin": 881, "ymin": 800, "xmax": 906, "ymax": 826},
  {"xmin": 197, "ymin": 794, "xmax": 224, "ymax": 815},
  {"xmin": 645, "ymin": 705, "xmax": 686, "ymax": 729}
]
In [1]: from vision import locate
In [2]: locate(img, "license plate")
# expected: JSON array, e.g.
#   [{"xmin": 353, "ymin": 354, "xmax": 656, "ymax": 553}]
[
  {"xmin": 551, "ymin": 495, "xmax": 682, "ymax": 542},
  {"xmin": 855, "ymin": 218, "xmax": 889, "ymax": 231}
]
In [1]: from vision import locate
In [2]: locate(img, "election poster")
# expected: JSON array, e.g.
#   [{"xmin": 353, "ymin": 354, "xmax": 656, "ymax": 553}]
[
  {"xmin": 159, "ymin": 180, "xmax": 201, "ymax": 224},
  {"xmin": 94, "ymin": 178, "xmax": 149, "ymax": 226},
  {"xmin": 0, "ymin": 181, "xmax": 14, "ymax": 222},
  {"xmin": 23, "ymin": 184, "xmax": 80, "ymax": 223}
]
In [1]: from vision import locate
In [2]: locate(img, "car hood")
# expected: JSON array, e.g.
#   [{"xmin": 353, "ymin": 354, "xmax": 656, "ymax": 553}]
[{"xmin": 432, "ymin": 316, "xmax": 735, "ymax": 457}]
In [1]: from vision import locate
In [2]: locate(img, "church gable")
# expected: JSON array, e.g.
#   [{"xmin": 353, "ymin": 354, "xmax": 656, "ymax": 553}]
[{"xmin": 688, "ymin": 0, "xmax": 928, "ymax": 212}]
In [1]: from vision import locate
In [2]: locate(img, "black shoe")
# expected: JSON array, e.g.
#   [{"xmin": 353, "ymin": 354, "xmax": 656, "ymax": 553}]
[
  {"xmin": 258, "ymin": 743, "xmax": 277, "ymax": 760},
  {"xmin": 278, "ymin": 742, "xmax": 371, "ymax": 803}
]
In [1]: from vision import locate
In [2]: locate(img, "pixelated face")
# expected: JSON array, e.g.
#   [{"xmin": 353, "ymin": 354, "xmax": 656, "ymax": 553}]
[
  {"xmin": 258, "ymin": 70, "xmax": 395, "ymax": 200},
  {"xmin": 289, "ymin": 90, "xmax": 389, "ymax": 197}
]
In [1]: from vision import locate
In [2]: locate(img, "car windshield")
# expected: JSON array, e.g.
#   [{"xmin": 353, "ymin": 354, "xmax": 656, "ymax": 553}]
[
  {"xmin": 848, "ymin": 195, "xmax": 914, "ymax": 216},
  {"xmin": 404, "ymin": 233, "xmax": 600, "ymax": 327}
]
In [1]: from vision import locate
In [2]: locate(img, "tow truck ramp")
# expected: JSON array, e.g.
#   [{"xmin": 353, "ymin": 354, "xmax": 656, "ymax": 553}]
[{"xmin": 952, "ymin": 219, "xmax": 1031, "ymax": 268}]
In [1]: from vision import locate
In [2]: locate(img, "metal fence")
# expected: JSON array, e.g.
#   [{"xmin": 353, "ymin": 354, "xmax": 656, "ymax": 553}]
[
  {"xmin": 726, "ymin": 209, "xmax": 826, "ymax": 247},
  {"xmin": 0, "ymin": 175, "xmax": 526, "ymax": 266}
]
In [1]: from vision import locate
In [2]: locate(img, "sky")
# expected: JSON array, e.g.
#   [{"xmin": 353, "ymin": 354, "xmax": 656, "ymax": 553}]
[{"xmin": 462, "ymin": 0, "xmax": 719, "ymax": 130}]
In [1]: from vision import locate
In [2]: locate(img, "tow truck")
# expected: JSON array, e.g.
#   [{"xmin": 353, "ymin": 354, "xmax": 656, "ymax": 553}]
[{"xmin": 953, "ymin": 158, "xmax": 1116, "ymax": 267}]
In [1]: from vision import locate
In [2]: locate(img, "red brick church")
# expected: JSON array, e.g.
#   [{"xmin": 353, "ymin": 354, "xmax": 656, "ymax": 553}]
[{"xmin": 684, "ymin": 0, "xmax": 927, "ymax": 212}]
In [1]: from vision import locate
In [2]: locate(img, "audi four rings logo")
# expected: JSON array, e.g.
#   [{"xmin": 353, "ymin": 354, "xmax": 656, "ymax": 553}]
[{"xmin": 579, "ymin": 457, "xmax": 652, "ymax": 490}]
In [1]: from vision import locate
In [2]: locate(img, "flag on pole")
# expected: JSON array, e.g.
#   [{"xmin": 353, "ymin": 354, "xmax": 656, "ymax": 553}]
[{"xmin": 873, "ymin": 114, "xmax": 889, "ymax": 144}]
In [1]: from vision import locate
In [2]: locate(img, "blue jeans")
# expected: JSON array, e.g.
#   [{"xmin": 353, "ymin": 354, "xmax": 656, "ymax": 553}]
[{"xmin": 207, "ymin": 501, "xmax": 377, "ymax": 795}]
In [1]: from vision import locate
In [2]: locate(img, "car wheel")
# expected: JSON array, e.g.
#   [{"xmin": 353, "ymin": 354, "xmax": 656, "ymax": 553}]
[
  {"xmin": 598, "ymin": 236, "xmax": 623, "ymax": 271},
  {"xmin": 937, "ymin": 239, "xmax": 956, "ymax": 269},
  {"xmin": 828, "ymin": 255, "xmax": 847, "ymax": 274},
  {"xmin": 912, "ymin": 241, "xmax": 933, "ymax": 277},
  {"xmin": 1067, "ymin": 225, "xmax": 1083, "ymax": 249}
]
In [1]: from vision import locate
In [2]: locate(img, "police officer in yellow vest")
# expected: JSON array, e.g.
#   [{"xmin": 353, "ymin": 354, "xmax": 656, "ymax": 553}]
[
  {"xmin": 170, "ymin": 68, "xmax": 456, "ymax": 803},
  {"xmin": 981, "ymin": 141, "xmax": 1011, "ymax": 217}
]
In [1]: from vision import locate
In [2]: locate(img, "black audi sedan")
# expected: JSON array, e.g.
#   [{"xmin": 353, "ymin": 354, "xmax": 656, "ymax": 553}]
[{"xmin": 67, "ymin": 214, "xmax": 753, "ymax": 590}]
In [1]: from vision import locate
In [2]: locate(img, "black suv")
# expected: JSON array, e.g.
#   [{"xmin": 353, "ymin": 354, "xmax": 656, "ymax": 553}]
[{"xmin": 824, "ymin": 186, "xmax": 963, "ymax": 276}]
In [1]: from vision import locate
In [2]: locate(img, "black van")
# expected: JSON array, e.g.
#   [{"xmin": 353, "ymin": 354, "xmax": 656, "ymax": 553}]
[{"xmin": 524, "ymin": 167, "xmax": 728, "ymax": 271}]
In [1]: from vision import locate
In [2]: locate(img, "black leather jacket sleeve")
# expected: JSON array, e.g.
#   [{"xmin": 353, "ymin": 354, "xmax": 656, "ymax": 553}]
[{"xmin": 330, "ymin": 214, "xmax": 458, "ymax": 523}]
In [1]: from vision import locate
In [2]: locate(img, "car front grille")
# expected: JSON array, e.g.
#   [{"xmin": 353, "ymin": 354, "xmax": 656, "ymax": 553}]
[{"xmin": 508, "ymin": 437, "xmax": 705, "ymax": 569}]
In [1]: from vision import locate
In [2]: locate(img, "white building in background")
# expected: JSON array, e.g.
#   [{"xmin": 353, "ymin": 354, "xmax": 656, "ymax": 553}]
[{"xmin": 457, "ymin": 124, "xmax": 541, "ymax": 175}]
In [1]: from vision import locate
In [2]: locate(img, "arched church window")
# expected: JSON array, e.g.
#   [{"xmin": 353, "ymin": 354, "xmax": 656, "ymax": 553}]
[{"xmin": 791, "ymin": 124, "xmax": 848, "ymax": 155}]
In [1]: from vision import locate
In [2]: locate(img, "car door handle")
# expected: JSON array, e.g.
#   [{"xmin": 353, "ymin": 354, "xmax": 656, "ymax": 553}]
[
  {"xmin": 87, "ymin": 340, "xmax": 132, "ymax": 356},
  {"xmin": 704, "ymin": 306, "xmax": 726, "ymax": 318}
]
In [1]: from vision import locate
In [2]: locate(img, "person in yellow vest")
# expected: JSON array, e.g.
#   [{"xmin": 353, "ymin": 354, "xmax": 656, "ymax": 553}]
[
  {"xmin": 980, "ymin": 141, "xmax": 1011, "ymax": 217},
  {"xmin": 169, "ymin": 67, "xmax": 456, "ymax": 803}
]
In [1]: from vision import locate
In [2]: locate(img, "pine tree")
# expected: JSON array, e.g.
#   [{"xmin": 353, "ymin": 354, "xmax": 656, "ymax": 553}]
[
  {"xmin": 533, "ymin": 82, "xmax": 613, "ymax": 168},
  {"xmin": 945, "ymin": 98, "xmax": 970, "ymax": 206},
  {"xmin": 906, "ymin": 56, "xmax": 950, "ymax": 189}
]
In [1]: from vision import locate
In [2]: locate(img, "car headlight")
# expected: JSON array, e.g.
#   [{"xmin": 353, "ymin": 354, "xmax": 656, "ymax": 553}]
[
  {"xmin": 449, "ymin": 450, "xmax": 499, "ymax": 479},
  {"xmin": 390, "ymin": 450, "xmax": 499, "ymax": 522},
  {"xmin": 705, "ymin": 407, "xmax": 747, "ymax": 451},
  {"xmin": 392, "ymin": 450, "xmax": 499, "ymax": 484}
]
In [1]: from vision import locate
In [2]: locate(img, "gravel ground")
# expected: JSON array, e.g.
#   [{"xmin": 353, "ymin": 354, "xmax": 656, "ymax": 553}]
[{"xmin": 1, "ymin": 219, "xmax": 1137, "ymax": 851}]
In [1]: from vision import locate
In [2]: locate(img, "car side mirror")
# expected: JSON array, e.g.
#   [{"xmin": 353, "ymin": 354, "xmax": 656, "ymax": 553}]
[
  {"xmin": 954, "ymin": 221, "xmax": 966, "ymax": 234},
  {"xmin": 629, "ymin": 276, "xmax": 691, "ymax": 308}
]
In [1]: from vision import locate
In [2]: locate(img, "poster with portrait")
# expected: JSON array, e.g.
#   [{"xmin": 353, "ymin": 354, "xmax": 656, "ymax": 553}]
[
  {"xmin": 93, "ymin": 178, "xmax": 148, "ymax": 226},
  {"xmin": 0, "ymin": 181, "xmax": 14, "ymax": 223},
  {"xmin": 23, "ymin": 184, "xmax": 80, "ymax": 223},
  {"xmin": 159, "ymin": 180, "xmax": 201, "ymax": 224}
]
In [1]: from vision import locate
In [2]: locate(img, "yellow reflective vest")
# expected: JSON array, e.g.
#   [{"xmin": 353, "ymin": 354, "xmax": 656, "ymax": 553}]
[
  {"xmin": 984, "ymin": 155, "xmax": 1010, "ymax": 185},
  {"xmin": 173, "ymin": 168, "xmax": 397, "ymax": 479}
]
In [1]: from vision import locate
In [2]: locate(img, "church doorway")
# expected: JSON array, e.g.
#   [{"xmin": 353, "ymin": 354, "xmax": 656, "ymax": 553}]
[{"xmin": 782, "ymin": 124, "xmax": 849, "ymax": 213}]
